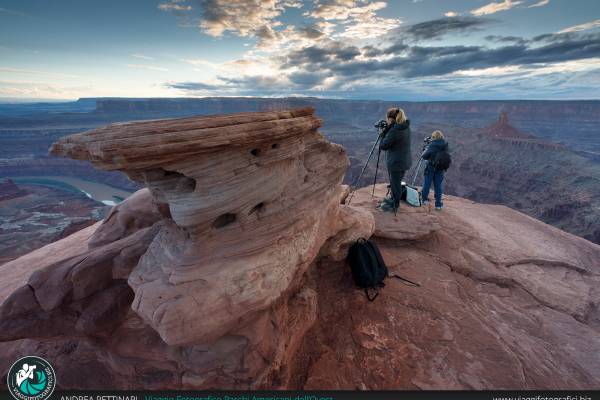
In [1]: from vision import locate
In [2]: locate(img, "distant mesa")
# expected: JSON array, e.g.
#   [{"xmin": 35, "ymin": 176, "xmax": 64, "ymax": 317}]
[
  {"xmin": 478, "ymin": 111, "xmax": 568, "ymax": 152},
  {"xmin": 483, "ymin": 111, "xmax": 537, "ymax": 139}
]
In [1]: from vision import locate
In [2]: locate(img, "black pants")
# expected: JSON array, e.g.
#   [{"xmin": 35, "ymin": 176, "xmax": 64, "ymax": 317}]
[{"xmin": 388, "ymin": 169, "xmax": 405, "ymax": 206}]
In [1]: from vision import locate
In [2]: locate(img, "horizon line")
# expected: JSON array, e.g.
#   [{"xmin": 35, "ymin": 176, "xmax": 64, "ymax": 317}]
[{"xmin": 2, "ymin": 96, "xmax": 600, "ymax": 104}]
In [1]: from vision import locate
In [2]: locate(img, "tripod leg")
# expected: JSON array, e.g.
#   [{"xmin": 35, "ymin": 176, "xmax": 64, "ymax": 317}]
[
  {"xmin": 347, "ymin": 135, "xmax": 381, "ymax": 205},
  {"xmin": 372, "ymin": 148, "xmax": 382, "ymax": 197},
  {"xmin": 411, "ymin": 158, "xmax": 423, "ymax": 186}
]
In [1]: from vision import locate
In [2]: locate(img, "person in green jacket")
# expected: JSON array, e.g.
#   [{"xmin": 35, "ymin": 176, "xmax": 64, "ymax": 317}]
[{"xmin": 379, "ymin": 108, "xmax": 412, "ymax": 212}]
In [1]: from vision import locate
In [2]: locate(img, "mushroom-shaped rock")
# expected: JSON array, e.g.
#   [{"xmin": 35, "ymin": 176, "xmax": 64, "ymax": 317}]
[{"xmin": 50, "ymin": 107, "xmax": 374, "ymax": 345}]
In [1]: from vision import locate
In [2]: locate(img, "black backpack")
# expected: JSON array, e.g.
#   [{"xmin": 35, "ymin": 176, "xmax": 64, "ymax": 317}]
[
  {"xmin": 433, "ymin": 149, "xmax": 451, "ymax": 171},
  {"xmin": 347, "ymin": 238, "xmax": 420, "ymax": 301}
]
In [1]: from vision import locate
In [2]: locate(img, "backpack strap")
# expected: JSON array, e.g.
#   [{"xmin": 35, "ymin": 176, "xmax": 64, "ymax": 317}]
[
  {"xmin": 432, "ymin": 151, "xmax": 442, "ymax": 171},
  {"xmin": 390, "ymin": 273, "xmax": 421, "ymax": 287}
]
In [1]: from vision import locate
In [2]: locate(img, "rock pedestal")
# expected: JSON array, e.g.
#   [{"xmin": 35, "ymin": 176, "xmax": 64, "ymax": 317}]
[
  {"xmin": 50, "ymin": 107, "xmax": 373, "ymax": 346},
  {"xmin": 0, "ymin": 108, "xmax": 373, "ymax": 389}
]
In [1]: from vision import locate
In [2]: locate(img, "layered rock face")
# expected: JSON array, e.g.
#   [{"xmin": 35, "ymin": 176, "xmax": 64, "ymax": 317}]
[
  {"xmin": 48, "ymin": 106, "xmax": 372, "ymax": 346},
  {"xmin": 0, "ymin": 108, "xmax": 373, "ymax": 388}
]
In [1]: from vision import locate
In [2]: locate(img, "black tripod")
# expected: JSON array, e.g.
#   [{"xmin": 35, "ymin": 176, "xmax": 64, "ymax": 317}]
[
  {"xmin": 347, "ymin": 129, "xmax": 385, "ymax": 205},
  {"xmin": 410, "ymin": 157, "xmax": 425, "ymax": 186}
]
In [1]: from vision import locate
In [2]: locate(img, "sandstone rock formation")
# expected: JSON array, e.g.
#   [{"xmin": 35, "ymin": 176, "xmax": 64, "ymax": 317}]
[
  {"xmin": 298, "ymin": 185, "xmax": 600, "ymax": 389},
  {"xmin": 0, "ymin": 108, "xmax": 373, "ymax": 388},
  {"xmin": 483, "ymin": 112, "xmax": 536, "ymax": 139},
  {"xmin": 1, "ymin": 109, "xmax": 598, "ymax": 390},
  {"xmin": 47, "ymin": 106, "xmax": 373, "ymax": 346}
]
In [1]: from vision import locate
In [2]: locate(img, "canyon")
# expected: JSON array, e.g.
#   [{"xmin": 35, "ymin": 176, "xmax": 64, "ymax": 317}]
[
  {"xmin": 0, "ymin": 178, "xmax": 106, "ymax": 265},
  {"xmin": 420, "ymin": 113, "xmax": 600, "ymax": 244},
  {"xmin": 0, "ymin": 97, "xmax": 599, "ymax": 266},
  {"xmin": 0, "ymin": 108, "xmax": 598, "ymax": 389}
]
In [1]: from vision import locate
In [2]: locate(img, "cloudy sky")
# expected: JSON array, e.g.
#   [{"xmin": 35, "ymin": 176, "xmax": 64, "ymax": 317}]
[{"xmin": 1, "ymin": 0, "xmax": 600, "ymax": 100}]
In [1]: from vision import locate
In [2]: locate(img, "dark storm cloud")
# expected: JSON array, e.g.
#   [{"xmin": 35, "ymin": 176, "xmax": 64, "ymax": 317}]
[
  {"xmin": 197, "ymin": 0, "xmax": 225, "ymax": 23},
  {"xmin": 485, "ymin": 35, "xmax": 528, "ymax": 45},
  {"xmin": 167, "ymin": 18, "xmax": 600, "ymax": 97},
  {"xmin": 255, "ymin": 26, "xmax": 277, "ymax": 41},
  {"xmin": 279, "ymin": 31, "xmax": 600, "ymax": 81},
  {"xmin": 288, "ymin": 71, "xmax": 326, "ymax": 86},
  {"xmin": 486, "ymin": 31, "xmax": 600, "ymax": 48},
  {"xmin": 278, "ymin": 16, "xmax": 494, "ymax": 63},
  {"xmin": 381, "ymin": 42, "xmax": 410, "ymax": 55},
  {"xmin": 165, "ymin": 81, "xmax": 221, "ymax": 91},
  {"xmin": 361, "ymin": 45, "xmax": 380, "ymax": 58},
  {"xmin": 279, "ymin": 46, "xmax": 330, "ymax": 66},
  {"xmin": 281, "ymin": 42, "xmax": 361, "ymax": 68},
  {"xmin": 403, "ymin": 16, "xmax": 496, "ymax": 41},
  {"xmin": 397, "ymin": 45, "xmax": 521, "ymax": 77},
  {"xmin": 531, "ymin": 30, "xmax": 600, "ymax": 44},
  {"xmin": 333, "ymin": 45, "xmax": 361, "ymax": 61},
  {"xmin": 298, "ymin": 25, "xmax": 326, "ymax": 40},
  {"xmin": 512, "ymin": 33, "xmax": 600, "ymax": 64},
  {"xmin": 364, "ymin": 42, "xmax": 410, "ymax": 58}
]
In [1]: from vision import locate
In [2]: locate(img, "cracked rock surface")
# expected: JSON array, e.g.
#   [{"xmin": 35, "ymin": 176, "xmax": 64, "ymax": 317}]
[{"xmin": 295, "ymin": 184, "xmax": 600, "ymax": 389}]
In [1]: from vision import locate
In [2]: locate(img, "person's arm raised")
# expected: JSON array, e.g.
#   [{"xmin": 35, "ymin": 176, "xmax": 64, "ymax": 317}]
[{"xmin": 421, "ymin": 144, "xmax": 433, "ymax": 160}]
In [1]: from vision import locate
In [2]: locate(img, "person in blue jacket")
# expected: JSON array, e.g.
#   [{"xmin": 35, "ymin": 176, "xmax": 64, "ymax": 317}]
[
  {"xmin": 379, "ymin": 108, "xmax": 412, "ymax": 212},
  {"xmin": 421, "ymin": 130, "xmax": 448, "ymax": 210}
]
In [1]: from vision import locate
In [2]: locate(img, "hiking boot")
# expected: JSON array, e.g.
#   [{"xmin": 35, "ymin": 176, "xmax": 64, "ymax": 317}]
[
  {"xmin": 380, "ymin": 202, "xmax": 398, "ymax": 213},
  {"xmin": 379, "ymin": 196, "xmax": 394, "ymax": 207}
]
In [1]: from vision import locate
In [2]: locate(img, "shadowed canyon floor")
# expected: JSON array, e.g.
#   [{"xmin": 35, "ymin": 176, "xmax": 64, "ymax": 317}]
[
  {"xmin": 0, "ymin": 109, "xmax": 599, "ymax": 389},
  {"xmin": 0, "ymin": 180, "xmax": 106, "ymax": 265}
]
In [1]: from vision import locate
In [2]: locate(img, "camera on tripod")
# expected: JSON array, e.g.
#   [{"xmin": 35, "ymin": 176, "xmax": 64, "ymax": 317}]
[
  {"xmin": 422, "ymin": 136, "xmax": 432, "ymax": 150},
  {"xmin": 347, "ymin": 119, "xmax": 389, "ymax": 203},
  {"xmin": 374, "ymin": 119, "xmax": 388, "ymax": 131}
]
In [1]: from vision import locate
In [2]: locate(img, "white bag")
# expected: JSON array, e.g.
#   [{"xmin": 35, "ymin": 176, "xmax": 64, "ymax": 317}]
[{"xmin": 402, "ymin": 183, "xmax": 422, "ymax": 207}]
